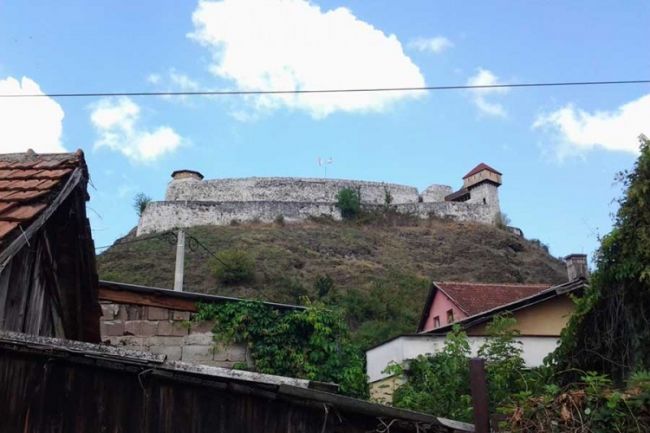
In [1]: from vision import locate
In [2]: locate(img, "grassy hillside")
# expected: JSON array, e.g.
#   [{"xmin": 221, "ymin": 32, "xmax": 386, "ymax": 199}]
[{"xmin": 97, "ymin": 214, "xmax": 567, "ymax": 348}]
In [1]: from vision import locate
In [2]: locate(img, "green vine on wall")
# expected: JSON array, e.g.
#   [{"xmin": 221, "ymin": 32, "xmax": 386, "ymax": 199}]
[{"xmin": 195, "ymin": 300, "xmax": 368, "ymax": 398}]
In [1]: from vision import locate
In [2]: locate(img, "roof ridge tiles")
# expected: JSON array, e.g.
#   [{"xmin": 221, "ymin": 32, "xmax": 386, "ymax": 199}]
[{"xmin": 434, "ymin": 281, "xmax": 552, "ymax": 287}]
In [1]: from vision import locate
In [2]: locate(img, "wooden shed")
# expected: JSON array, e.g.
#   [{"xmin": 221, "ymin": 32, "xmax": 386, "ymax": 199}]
[
  {"xmin": 0, "ymin": 150, "xmax": 100, "ymax": 342},
  {"xmin": 0, "ymin": 330, "xmax": 472, "ymax": 433}
]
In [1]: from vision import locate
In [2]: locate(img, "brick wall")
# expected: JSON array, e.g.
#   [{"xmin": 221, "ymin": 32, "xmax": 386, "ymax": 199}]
[{"xmin": 99, "ymin": 301, "xmax": 249, "ymax": 368}]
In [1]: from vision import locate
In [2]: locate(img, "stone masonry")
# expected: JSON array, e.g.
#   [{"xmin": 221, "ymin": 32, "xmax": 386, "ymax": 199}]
[
  {"xmin": 137, "ymin": 165, "xmax": 503, "ymax": 236},
  {"xmin": 100, "ymin": 301, "xmax": 249, "ymax": 368}
]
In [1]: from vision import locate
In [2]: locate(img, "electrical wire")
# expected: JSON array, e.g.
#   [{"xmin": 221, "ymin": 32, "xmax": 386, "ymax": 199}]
[
  {"xmin": 95, "ymin": 229, "xmax": 231, "ymax": 269},
  {"xmin": 94, "ymin": 230, "xmax": 175, "ymax": 251},
  {"xmin": 3, "ymin": 79, "xmax": 650, "ymax": 99}
]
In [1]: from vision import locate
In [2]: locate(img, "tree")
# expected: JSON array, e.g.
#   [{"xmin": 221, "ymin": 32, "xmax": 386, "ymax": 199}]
[
  {"xmin": 390, "ymin": 316, "xmax": 527, "ymax": 420},
  {"xmin": 552, "ymin": 135, "xmax": 650, "ymax": 382},
  {"xmin": 133, "ymin": 193, "xmax": 152, "ymax": 217},
  {"xmin": 336, "ymin": 187, "xmax": 361, "ymax": 219},
  {"xmin": 390, "ymin": 325, "xmax": 473, "ymax": 420}
]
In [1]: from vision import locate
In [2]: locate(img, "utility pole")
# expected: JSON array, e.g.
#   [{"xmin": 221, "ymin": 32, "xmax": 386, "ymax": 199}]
[{"xmin": 173, "ymin": 228, "xmax": 185, "ymax": 291}]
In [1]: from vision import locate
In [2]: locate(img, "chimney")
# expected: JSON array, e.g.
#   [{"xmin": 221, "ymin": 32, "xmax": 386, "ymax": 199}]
[
  {"xmin": 564, "ymin": 254, "xmax": 589, "ymax": 280},
  {"xmin": 171, "ymin": 169, "xmax": 204, "ymax": 181}
]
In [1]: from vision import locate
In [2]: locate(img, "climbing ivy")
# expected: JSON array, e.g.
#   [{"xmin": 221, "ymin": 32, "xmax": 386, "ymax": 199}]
[
  {"xmin": 194, "ymin": 300, "xmax": 368, "ymax": 398},
  {"xmin": 551, "ymin": 135, "xmax": 650, "ymax": 383}
]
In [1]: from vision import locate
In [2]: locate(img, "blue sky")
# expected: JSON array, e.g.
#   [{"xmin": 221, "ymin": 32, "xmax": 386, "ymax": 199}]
[{"xmin": 1, "ymin": 1, "xmax": 649, "ymax": 261}]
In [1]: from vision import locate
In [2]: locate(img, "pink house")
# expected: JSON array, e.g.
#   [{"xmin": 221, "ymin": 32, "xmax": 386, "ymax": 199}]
[{"xmin": 417, "ymin": 281, "xmax": 552, "ymax": 332}]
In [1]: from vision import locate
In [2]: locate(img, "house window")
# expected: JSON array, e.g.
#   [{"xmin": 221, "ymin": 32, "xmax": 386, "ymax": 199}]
[
  {"xmin": 433, "ymin": 316, "xmax": 440, "ymax": 328},
  {"xmin": 446, "ymin": 309, "xmax": 454, "ymax": 323}
]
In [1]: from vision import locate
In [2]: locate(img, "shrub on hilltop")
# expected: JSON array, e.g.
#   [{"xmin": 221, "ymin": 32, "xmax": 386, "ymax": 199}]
[
  {"xmin": 336, "ymin": 187, "xmax": 362, "ymax": 219},
  {"xmin": 211, "ymin": 249, "xmax": 255, "ymax": 285}
]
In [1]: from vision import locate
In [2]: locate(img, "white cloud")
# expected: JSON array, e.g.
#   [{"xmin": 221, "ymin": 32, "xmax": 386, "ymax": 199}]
[
  {"xmin": 147, "ymin": 73, "xmax": 162, "ymax": 85},
  {"xmin": 408, "ymin": 36, "xmax": 453, "ymax": 54},
  {"xmin": 0, "ymin": 76, "xmax": 66, "ymax": 153},
  {"xmin": 168, "ymin": 70, "xmax": 200, "ymax": 92},
  {"xmin": 90, "ymin": 97, "xmax": 182, "ymax": 163},
  {"xmin": 466, "ymin": 68, "xmax": 508, "ymax": 117},
  {"xmin": 188, "ymin": 0, "xmax": 425, "ymax": 118},
  {"xmin": 147, "ymin": 69, "xmax": 201, "ymax": 103},
  {"xmin": 534, "ymin": 94, "xmax": 650, "ymax": 158}
]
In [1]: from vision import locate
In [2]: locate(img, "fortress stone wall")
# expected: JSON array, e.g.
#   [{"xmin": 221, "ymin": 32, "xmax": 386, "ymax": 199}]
[
  {"xmin": 137, "ymin": 168, "xmax": 502, "ymax": 236},
  {"xmin": 166, "ymin": 177, "xmax": 421, "ymax": 204}
]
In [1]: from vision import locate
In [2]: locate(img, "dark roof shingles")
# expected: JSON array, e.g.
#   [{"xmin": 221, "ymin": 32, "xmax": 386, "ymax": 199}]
[
  {"xmin": 0, "ymin": 152, "xmax": 82, "ymax": 244},
  {"xmin": 435, "ymin": 281, "xmax": 551, "ymax": 316}
]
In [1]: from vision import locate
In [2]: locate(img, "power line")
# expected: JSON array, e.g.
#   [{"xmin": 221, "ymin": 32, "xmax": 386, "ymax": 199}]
[
  {"xmin": 3, "ymin": 79, "xmax": 650, "ymax": 99},
  {"xmin": 95, "ymin": 229, "xmax": 231, "ymax": 269},
  {"xmin": 94, "ymin": 230, "xmax": 175, "ymax": 251}
]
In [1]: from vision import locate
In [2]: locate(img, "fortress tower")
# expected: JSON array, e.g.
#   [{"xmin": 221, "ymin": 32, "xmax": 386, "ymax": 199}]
[{"xmin": 444, "ymin": 163, "xmax": 502, "ymax": 222}]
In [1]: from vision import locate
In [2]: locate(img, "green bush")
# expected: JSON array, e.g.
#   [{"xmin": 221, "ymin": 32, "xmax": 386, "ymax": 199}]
[
  {"xmin": 390, "ymin": 315, "xmax": 527, "ymax": 421},
  {"xmin": 211, "ymin": 249, "xmax": 255, "ymax": 284},
  {"xmin": 314, "ymin": 274, "xmax": 334, "ymax": 298},
  {"xmin": 389, "ymin": 325, "xmax": 473, "ymax": 421},
  {"xmin": 336, "ymin": 187, "xmax": 361, "ymax": 219}
]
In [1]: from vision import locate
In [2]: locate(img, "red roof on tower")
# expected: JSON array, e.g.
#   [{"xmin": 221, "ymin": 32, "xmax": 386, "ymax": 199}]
[{"xmin": 462, "ymin": 163, "xmax": 502, "ymax": 179}]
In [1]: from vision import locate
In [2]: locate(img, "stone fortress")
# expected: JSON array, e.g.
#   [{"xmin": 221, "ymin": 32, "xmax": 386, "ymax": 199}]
[{"xmin": 136, "ymin": 163, "xmax": 503, "ymax": 236}]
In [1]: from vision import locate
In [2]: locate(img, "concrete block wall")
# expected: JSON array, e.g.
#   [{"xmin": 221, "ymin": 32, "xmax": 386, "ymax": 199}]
[{"xmin": 100, "ymin": 301, "xmax": 249, "ymax": 368}]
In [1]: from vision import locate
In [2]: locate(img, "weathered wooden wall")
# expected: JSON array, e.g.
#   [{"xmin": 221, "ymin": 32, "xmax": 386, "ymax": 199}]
[
  {"xmin": 0, "ymin": 186, "xmax": 100, "ymax": 342},
  {"xmin": 0, "ymin": 347, "xmax": 337, "ymax": 433}
]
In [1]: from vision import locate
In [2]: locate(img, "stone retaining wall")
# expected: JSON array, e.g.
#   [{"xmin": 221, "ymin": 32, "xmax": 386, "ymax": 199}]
[
  {"xmin": 392, "ymin": 201, "xmax": 495, "ymax": 225},
  {"xmin": 166, "ymin": 177, "xmax": 420, "ymax": 205},
  {"xmin": 137, "ymin": 199, "xmax": 497, "ymax": 235},
  {"xmin": 100, "ymin": 301, "xmax": 249, "ymax": 367},
  {"xmin": 137, "ymin": 200, "xmax": 342, "ymax": 235}
]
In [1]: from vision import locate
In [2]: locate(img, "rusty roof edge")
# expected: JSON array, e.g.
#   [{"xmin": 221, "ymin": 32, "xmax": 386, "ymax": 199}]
[
  {"xmin": 99, "ymin": 280, "xmax": 306, "ymax": 311},
  {"xmin": 0, "ymin": 330, "xmax": 313, "ymax": 389},
  {"xmin": 0, "ymin": 167, "xmax": 83, "ymax": 270},
  {"xmin": 0, "ymin": 330, "xmax": 165, "ymax": 364},
  {"xmin": 277, "ymin": 384, "xmax": 448, "ymax": 426}
]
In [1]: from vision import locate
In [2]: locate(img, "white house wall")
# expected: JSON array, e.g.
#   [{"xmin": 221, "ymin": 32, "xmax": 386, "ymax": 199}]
[{"xmin": 366, "ymin": 335, "xmax": 560, "ymax": 383}]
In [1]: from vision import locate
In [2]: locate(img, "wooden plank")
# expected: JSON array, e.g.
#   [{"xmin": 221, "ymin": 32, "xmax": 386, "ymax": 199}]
[
  {"xmin": 469, "ymin": 358, "xmax": 490, "ymax": 433},
  {"xmin": 98, "ymin": 287, "xmax": 198, "ymax": 312},
  {"xmin": 0, "ymin": 260, "xmax": 12, "ymax": 328}
]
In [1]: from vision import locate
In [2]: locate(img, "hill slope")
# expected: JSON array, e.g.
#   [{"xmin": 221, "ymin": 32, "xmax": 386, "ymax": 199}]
[{"xmin": 97, "ymin": 215, "xmax": 567, "ymax": 348}]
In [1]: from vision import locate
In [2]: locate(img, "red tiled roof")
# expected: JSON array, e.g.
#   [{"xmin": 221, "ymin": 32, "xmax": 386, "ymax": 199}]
[
  {"xmin": 434, "ymin": 281, "xmax": 551, "ymax": 316},
  {"xmin": 462, "ymin": 163, "xmax": 502, "ymax": 179},
  {"xmin": 0, "ymin": 150, "xmax": 84, "ymax": 246}
]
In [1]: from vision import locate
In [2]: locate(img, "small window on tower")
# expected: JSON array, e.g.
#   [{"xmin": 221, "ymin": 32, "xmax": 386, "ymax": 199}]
[
  {"xmin": 483, "ymin": 198, "xmax": 486, "ymax": 204},
  {"xmin": 433, "ymin": 316, "xmax": 440, "ymax": 328},
  {"xmin": 446, "ymin": 309, "xmax": 454, "ymax": 323}
]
